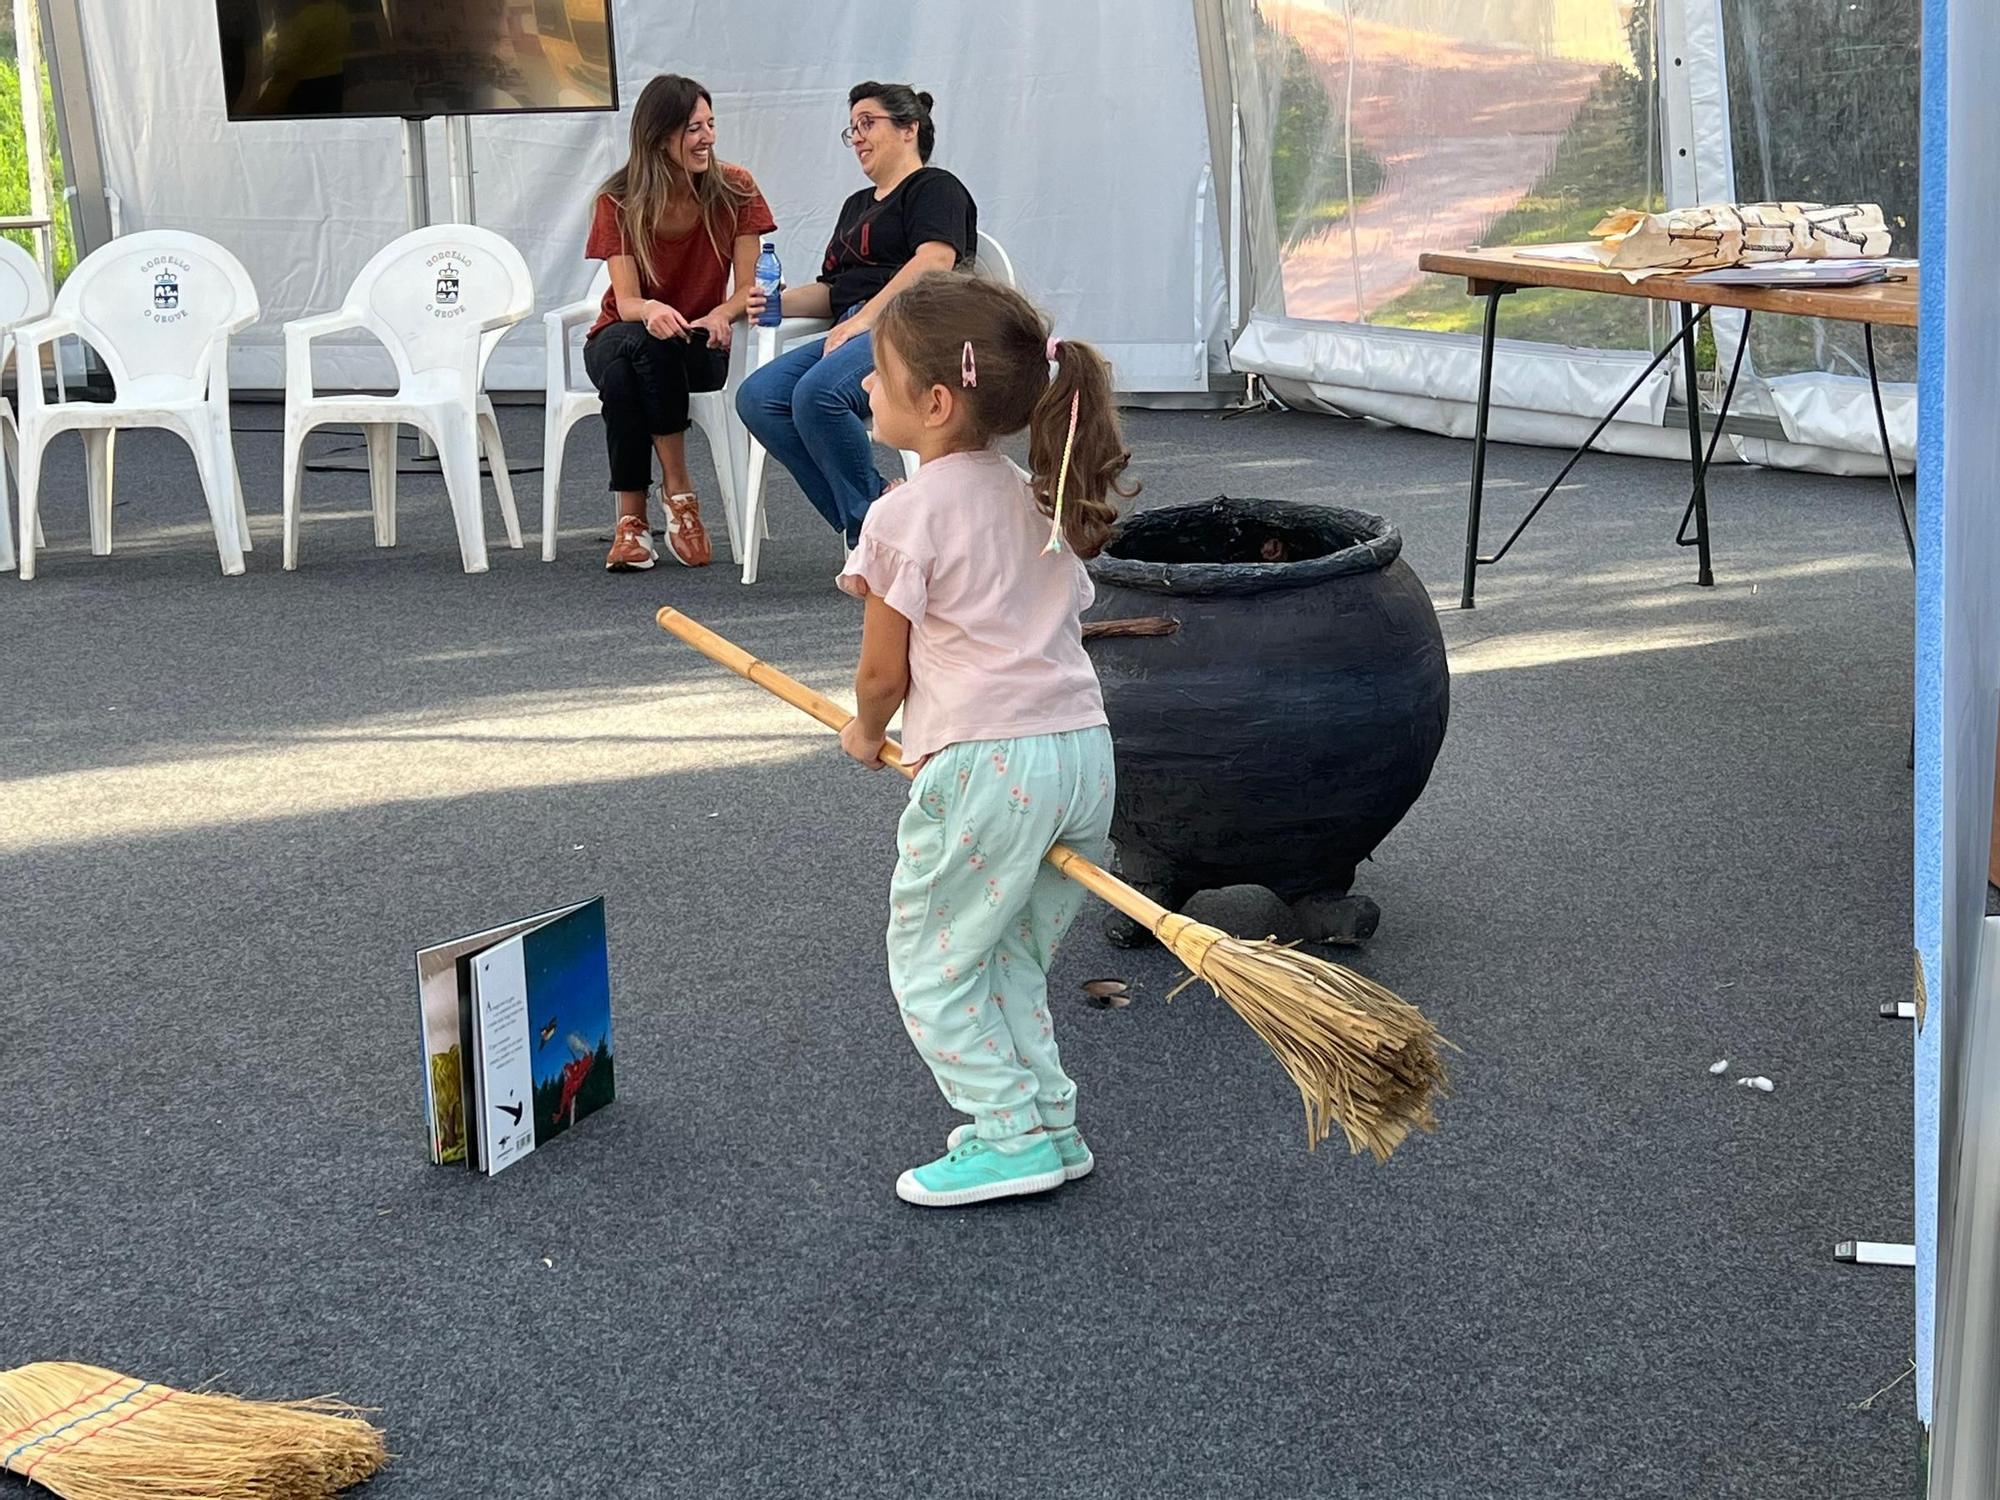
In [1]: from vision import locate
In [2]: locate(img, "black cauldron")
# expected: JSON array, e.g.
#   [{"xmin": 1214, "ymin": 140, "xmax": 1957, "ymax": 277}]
[{"xmin": 1083, "ymin": 495, "xmax": 1448, "ymax": 919}]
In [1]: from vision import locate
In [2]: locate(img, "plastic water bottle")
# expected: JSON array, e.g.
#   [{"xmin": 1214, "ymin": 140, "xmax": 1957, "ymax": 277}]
[{"xmin": 755, "ymin": 243, "xmax": 782, "ymax": 327}]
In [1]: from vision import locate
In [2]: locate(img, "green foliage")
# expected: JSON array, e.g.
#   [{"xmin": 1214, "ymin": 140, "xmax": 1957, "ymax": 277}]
[
  {"xmin": 0, "ymin": 54, "xmax": 74, "ymax": 280},
  {"xmin": 1267, "ymin": 24, "xmax": 1387, "ymax": 241},
  {"xmin": 1721, "ymin": 0, "xmax": 1921, "ymax": 250}
]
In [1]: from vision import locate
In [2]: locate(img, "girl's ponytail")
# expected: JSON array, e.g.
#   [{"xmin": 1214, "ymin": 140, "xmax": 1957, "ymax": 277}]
[{"xmin": 1030, "ymin": 339, "xmax": 1135, "ymax": 559}]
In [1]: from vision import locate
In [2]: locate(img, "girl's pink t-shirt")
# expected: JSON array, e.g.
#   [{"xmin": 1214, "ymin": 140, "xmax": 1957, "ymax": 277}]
[{"xmin": 836, "ymin": 448, "xmax": 1108, "ymax": 762}]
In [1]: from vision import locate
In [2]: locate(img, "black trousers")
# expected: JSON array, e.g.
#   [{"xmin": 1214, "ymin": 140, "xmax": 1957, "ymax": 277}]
[{"xmin": 583, "ymin": 322, "xmax": 730, "ymax": 492}]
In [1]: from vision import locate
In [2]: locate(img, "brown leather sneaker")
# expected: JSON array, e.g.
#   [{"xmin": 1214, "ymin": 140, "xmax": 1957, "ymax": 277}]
[
  {"xmin": 605, "ymin": 513, "xmax": 657, "ymax": 571},
  {"xmin": 663, "ymin": 492, "xmax": 712, "ymax": 568}
]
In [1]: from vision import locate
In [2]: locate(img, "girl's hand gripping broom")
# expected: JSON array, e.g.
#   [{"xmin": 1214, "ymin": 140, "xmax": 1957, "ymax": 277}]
[{"xmin": 657, "ymin": 609, "xmax": 1451, "ymax": 1160}]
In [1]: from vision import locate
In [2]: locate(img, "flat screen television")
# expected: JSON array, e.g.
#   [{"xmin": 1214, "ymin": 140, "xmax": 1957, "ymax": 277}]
[{"xmin": 217, "ymin": 1, "xmax": 618, "ymax": 122}]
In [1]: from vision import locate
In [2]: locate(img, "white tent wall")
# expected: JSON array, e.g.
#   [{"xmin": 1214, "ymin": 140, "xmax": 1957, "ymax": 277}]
[
  {"xmin": 60, "ymin": 0, "xmax": 1225, "ymax": 395},
  {"xmin": 1220, "ymin": 0, "xmax": 1917, "ymax": 474}
]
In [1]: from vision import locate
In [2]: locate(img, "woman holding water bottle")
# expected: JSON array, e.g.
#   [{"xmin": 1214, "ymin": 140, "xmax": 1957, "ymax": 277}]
[
  {"xmin": 584, "ymin": 74, "xmax": 776, "ymax": 571},
  {"xmin": 736, "ymin": 82, "xmax": 978, "ymax": 552}
]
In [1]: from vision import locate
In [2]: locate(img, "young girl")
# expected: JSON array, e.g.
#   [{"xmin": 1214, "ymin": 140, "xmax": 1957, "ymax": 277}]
[
  {"xmin": 836, "ymin": 273, "xmax": 1137, "ymax": 1207},
  {"xmin": 584, "ymin": 74, "xmax": 775, "ymax": 571}
]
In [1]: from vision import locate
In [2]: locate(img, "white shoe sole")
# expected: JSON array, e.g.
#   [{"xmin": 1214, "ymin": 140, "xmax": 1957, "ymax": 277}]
[
  {"xmin": 945, "ymin": 1124, "xmax": 1093, "ymax": 1182},
  {"xmin": 895, "ymin": 1163, "xmax": 1066, "ymax": 1208},
  {"xmin": 606, "ymin": 555, "xmax": 656, "ymax": 571}
]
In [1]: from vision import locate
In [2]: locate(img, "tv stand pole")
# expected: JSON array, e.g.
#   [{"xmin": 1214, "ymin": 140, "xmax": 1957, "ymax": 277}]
[
  {"xmin": 404, "ymin": 117, "xmax": 439, "ymax": 463},
  {"xmin": 444, "ymin": 115, "xmax": 477, "ymax": 221}
]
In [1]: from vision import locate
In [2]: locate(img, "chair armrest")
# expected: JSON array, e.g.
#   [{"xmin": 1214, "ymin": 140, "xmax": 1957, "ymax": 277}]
[
  {"xmin": 284, "ymin": 310, "xmax": 366, "ymax": 343},
  {"xmin": 283, "ymin": 310, "xmax": 366, "ymax": 401},
  {"xmin": 11, "ymin": 316, "xmax": 76, "ymax": 413},
  {"xmin": 742, "ymin": 316, "xmax": 836, "ymax": 376},
  {"xmin": 544, "ymin": 296, "xmax": 603, "ymax": 395},
  {"xmin": 543, "ymin": 294, "xmax": 601, "ymax": 334},
  {"xmin": 10, "ymin": 314, "xmax": 76, "ymax": 352}
]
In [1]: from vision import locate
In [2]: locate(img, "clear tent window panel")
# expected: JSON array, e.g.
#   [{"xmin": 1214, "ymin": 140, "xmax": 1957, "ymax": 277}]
[
  {"xmin": 1252, "ymin": 0, "xmax": 1662, "ymax": 349},
  {"xmin": 1720, "ymin": 0, "xmax": 1920, "ymax": 382}
]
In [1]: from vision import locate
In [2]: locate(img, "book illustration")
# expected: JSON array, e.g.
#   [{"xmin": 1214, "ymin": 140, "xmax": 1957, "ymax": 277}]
[
  {"xmin": 523, "ymin": 900, "xmax": 614, "ymax": 1146},
  {"xmin": 415, "ymin": 897, "xmax": 612, "ymax": 1175},
  {"xmin": 428, "ymin": 1047, "xmax": 467, "ymax": 1164}
]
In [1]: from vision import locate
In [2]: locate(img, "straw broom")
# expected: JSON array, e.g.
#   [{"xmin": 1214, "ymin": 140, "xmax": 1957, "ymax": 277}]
[
  {"xmin": 0, "ymin": 1361, "xmax": 387, "ymax": 1499},
  {"xmin": 657, "ymin": 608, "xmax": 1452, "ymax": 1160}
]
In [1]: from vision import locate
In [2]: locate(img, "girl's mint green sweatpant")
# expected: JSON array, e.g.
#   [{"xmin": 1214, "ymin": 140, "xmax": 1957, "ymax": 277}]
[{"xmin": 886, "ymin": 727, "xmax": 1116, "ymax": 1154}]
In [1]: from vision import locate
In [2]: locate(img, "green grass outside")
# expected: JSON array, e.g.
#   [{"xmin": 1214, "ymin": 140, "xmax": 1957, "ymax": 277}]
[
  {"xmin": 1, "ymin": 55, "xmax": 75, "ymax": 280},
  {"xmin": 1372, "ymin": 65, "xmax": 1677, "ymax": 357}
]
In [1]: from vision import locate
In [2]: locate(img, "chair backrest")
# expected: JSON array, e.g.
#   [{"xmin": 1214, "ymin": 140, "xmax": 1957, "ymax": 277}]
[
  {"xmin": 0, "ymin": 238, "xmax": 50, "ymax": 374},
  {"xmin": 972, "ymin": 231, "xmax": 1017, "ymax": 289},
  {"xmin": 52, "ymin": 230, "xmax": 259, "ymax": 402},
  {"xmin": 0, "ymin": 238, "xmax": 50, "ymax": 332},
  {"xmin": 344, "ymin": 224, "xmax": 534, "ymax": 388}
]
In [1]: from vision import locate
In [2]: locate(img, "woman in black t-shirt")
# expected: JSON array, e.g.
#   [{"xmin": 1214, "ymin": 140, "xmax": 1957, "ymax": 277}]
[{"xmin": 736, "ymin": 81, "xmax": 978, "ymax": 549}]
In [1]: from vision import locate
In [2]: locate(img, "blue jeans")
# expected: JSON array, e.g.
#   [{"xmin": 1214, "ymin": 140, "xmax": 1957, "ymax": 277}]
[{"xmin": 735, "ymin": 329, "xmax": 886, "ymax": 547}]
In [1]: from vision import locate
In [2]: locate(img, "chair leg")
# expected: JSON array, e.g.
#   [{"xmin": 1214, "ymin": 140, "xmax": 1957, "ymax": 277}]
[
  {"xmin": 365, "ymin": 423, "xmax": 399, "ymax": 547},
  {"xmin": 698, "ymin": 412, "xmax": 744, "ymax": 564},
  {"xmin": 16, "ymin": 420, "xmax": 43, "ymax": 580},
  {"xmin": 477, "ymin": 403, "xmax": 523, "ymax": 549},
  {"xmin": 901, "ymin": 449, "xmax": 921, "ymax": 482},
  {"xmin": 232, "ymin": 445, "xmax": 252, "ymax": 552},
  {"xmin": 282, "ymin": 414, "xmax": 312, "ymax": 569},
  {"xmin": 426, "ymin": 410, "xmax": 490, "ymax": 574},
  {"xmin": 186, "ymin": 417, "xmax": 246, "ymax": 576},
  {"xmin": 541, "ymin": 404, "xmax": 568, "ymax": 562},
  {"xmin": 740, "ymin": 438, "xmax": 768, "ymax": 585},
  {"xmin": 0, "ymin": 419, "xmax": 16, "ymax": 573},
  {"xmin": 83, "ymin": 428, "xmax": 114, "ymax": 555}
]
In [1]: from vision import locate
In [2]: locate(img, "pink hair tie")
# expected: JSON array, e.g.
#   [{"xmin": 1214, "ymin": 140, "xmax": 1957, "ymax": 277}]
[
  {"xmin": 1046, "ymin": 337, "xmax": 1063, "ymax": 361},
  {"xmin": 1041, "ymin": 389, "xmax": 1082, "ymax": 557},
  {"xmin": 960, "ymin": 341, "xmax": 977, "ymax": 388}
]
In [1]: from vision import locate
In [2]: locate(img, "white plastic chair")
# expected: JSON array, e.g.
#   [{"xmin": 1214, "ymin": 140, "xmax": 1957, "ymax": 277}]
[
  {"xmin": 13, "ymin": 231, "xmax": 258, "ymax": 580},
  {"xmin": 539, "ymin": 261, "xmax": 757, "ymax": 562},
  {"xmin": 282, "ymin": 224, "xmax": 531, "ymax": 573},
  {"xmin": 736, "ymin": 229, "xmax": 1018, "ymax": 585},
  {"xmin": 0, "ymin": 239, "xmax": 52, "ymax": 574}
]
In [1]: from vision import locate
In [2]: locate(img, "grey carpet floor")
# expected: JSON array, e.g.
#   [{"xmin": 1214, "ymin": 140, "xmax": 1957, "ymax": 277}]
[{"xmin": 0, "ymin": 401, "xmax": 1918, "ymax": 1498}]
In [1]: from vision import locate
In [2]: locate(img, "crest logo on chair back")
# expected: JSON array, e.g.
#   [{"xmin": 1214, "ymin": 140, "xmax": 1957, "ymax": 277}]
[
  {"xmin": 143, "ymin": 256, "xmax": 190, "ymax": 324},
  {"xmin": 426, "ymin": 250, "xmax": 469, "ymax": 319}
]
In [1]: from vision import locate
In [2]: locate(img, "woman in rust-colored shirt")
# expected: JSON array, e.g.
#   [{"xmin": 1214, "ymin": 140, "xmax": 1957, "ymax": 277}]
[{"xmin": 584, "ymin": 74, "xmax": 775, "ymax": 570}]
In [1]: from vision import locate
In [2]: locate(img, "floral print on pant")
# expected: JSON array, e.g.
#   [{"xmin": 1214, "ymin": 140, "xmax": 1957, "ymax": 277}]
[{"xmin": 887, "ymin": 727, "xmax": 1116, "ymax": 1154}]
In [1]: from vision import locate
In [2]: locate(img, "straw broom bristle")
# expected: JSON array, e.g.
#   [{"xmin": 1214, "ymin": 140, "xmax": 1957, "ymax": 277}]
[
  {"xmin": 1156, "ymin": 916, "xmax": 1452, "ymax": 1160},
  {"xmin": 0, "ymin": 1361, "xmax": 388, "ymax": 1500}
]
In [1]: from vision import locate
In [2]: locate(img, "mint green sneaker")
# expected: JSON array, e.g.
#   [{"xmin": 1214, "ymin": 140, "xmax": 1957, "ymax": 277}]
[
  {"xmin": 896, "ymin": 1135, "xmax": 1066, "ymax": 1207},
  {"xmin": 948, "ymin": 1123, "xmax": 1094, "ymax": 1182}
]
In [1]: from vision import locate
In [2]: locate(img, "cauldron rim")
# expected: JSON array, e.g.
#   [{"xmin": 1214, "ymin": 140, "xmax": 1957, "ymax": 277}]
[{"xmin": 1086, "ymin": 495, "xmax": 1402, "ymax": 597}]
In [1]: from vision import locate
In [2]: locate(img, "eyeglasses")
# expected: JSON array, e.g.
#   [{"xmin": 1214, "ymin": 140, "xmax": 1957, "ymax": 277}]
[{"xmin": 840, "ymin": 113, "xmax": 892, "ymax": 146}]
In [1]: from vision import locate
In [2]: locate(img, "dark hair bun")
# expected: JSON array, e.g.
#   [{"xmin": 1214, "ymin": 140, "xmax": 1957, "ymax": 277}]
[{"xmin": 916, "ymin": 91, "xmax": 934, "ymax": 112}]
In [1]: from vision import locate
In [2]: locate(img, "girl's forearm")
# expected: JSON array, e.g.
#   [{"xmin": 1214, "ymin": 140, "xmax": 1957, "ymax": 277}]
[{"xmin": 854, "ymin": 673, "xmax": 907, "ymax": 739}]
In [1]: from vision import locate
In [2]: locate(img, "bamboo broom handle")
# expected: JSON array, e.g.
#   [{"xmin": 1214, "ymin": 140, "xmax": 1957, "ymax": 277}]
[{"xmin": 657, "ymin": 608, "xmax": 1175, "ymax": 934}]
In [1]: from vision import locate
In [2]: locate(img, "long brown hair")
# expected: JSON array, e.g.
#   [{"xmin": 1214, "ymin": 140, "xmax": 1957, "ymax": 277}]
[
  {"xmin": 596, "ymin": 75, "xmax": 747, "ymax": 283},
  {"xmin": 874, "ymin": 273, "xmax": 1137, "ymax": 558}
]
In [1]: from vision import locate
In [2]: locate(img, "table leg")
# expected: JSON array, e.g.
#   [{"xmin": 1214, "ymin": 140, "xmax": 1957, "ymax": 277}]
[
  {"xmin": 1677, "ymin": 302, "xmax": 1715, "ymax": 587},
  {"xmin": 1864, "ymin": 323, "xmax": 1916, "ymax": 565},
  {"xmin": 1459, "ymin": 287, "xmax": 1503, "ymax": 610},
  {"xmin": 1677, "ymin": 309, "xmax": 1750, "ymax": 549}
]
